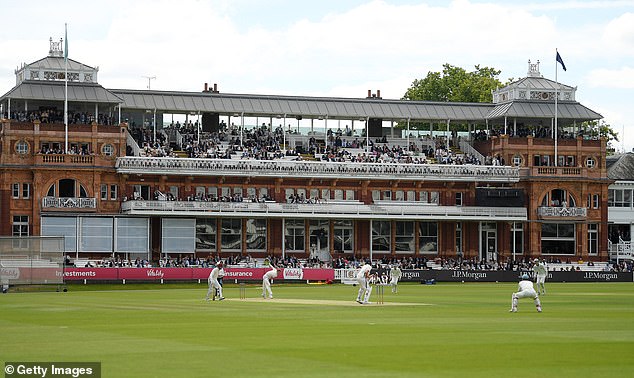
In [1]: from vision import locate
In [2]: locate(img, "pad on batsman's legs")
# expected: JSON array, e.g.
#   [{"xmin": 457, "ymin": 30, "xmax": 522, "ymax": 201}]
[{"xmin": 363, "ymin": 285, "xmax": 373, "ymax": 303}]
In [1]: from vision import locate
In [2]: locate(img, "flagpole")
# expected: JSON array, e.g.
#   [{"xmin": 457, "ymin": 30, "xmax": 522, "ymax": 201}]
[
  {"xmin": 554, "ymin": 48, "xmax": 558, "ymax": 168},
  {"xmin": 64, "ymin": 23, "xmax": 68, "ymax": 153}
]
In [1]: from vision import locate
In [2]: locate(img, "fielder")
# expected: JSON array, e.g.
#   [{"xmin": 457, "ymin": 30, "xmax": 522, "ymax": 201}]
[
  {"xmin": 205, "ymin": 261, "xmax": 225, "ymax": 301},
  {"xmin": 355, "ymin": 263, "xmax": 373, "ymax": 304},
  {"xmin": 262, "ymin": 263, "xmax": 278, "ymax": 299},
  {"xmin": 510, "ymin": 274, "xmax": 542, "ymax": 313},
  {"xmin": 532, "ymin": 258, "xmax": 548, "ymax": 295},
  {"xmin": 390, "ymin": 264, "xmax": 402, "ymax": 293}
]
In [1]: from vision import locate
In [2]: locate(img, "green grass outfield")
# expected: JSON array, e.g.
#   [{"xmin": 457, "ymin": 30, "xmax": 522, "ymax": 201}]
[{"xmin": 1, "ymin": 282, "xmax": 634, "ymax": 378}]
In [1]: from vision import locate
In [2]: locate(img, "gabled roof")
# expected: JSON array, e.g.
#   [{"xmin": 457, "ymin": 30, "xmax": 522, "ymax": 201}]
[
  {"xmin": 1, "ymin": 80, "xmax": 121, "ymax": 103},
  {"xmin": 109, "ymin": 89, "xmax": 493, "ymax": 121},
  {"xmin": 486, "ymin": 101, "xmax": 602, "ymax": 121},
  {"xmin": 23, "ymin": 56, "xmax": 95, "ymax": 72},
  {"xmin": 505, "ymin": 76, "xmax": 575, "ymax": 92},
  {"xmin": 607, "ymin": 153, "xmax": 634, "ymax": 181}
]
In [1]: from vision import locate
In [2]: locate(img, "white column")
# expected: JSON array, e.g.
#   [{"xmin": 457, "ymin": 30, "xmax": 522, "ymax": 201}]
[
  {"xmin": 369, "ymin": 219, "xmax": 373, "ymax": 262},
  {"xmin": 282, "ymin": 218, "xmax": 285, "ymax": 260},
  {"xmin": 406, "ymin": 118, "xmax": 410, "ymax": 149},
  {"xmin": 153, "ymin": 109, "xmax": 157, "ymax": 144},
  {"xmin": 366, "ymin": 117, "xmax": 370, "ymax": 154}
]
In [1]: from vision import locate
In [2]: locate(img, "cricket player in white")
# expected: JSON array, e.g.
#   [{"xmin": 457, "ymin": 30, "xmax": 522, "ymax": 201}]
[
  {"xmin": 205, "ymin": 261, "xmax": 225, "ymax": 301},
  {"xmin": 510, "ymin": 274, "xmax": 542, "ymax": 312},
  {"xmin": 355, "ymin": 263, "xmax": 373, "ymax": 304},
  {"xmin": 262, "ymin": 264, "xmax": 278, "ymax": 299},
  {"xmin": 390, "ymin": 264, "xmax": 402, "ymax": 293},
  {"xmin": 532, "ymin": 259, "xmax": 548, "ymax": 295}
]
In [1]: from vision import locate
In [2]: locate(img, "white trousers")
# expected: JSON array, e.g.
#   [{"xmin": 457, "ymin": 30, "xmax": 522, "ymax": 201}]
[
  {"xmin": 206, "ymin": 279, "xmax": 222, "ymax": 299},
  {"xmin": 263, "ymin": 277, "xmax": 273, "ymax": 298}
]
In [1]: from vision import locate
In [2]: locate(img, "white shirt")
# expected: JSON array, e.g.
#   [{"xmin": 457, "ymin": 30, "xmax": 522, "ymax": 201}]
[
  {"xmin": 357, "ymin": 264, "xmax": 372, "ymax": 279},
  {"xmin": 264, "ymin": 267, "xmax": 278, "ymax": 279},
  {"xmin": 533, "ymin": 262, "xmax": 548, "ymax": 277},
  {"xmin": 209, "ymin": 267, "xmax": 220, "ymax": 281},
  {"xmin": 218, "ymin": 268, "xmax": 225, "ymax": 278},
  {"xmin": 518, "ymin": 279, "xmax": 535, "ymax": 292},
  {"xmin": 390, "ymin": 267, "xmax": 402, "ymax": 279}
]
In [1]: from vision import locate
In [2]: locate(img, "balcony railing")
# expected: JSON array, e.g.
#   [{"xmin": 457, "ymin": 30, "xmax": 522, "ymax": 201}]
[
  {"xmin": 537, "ymin": 206, "xmax": 587, "ymax": 218},
  {"xmin": 115, "ymin": 157, "xmax": 520, "ymax": 182},
  {"xmin": 120, "ymin": 200, "xmax": 527, "ymax": 221},
  {"xmin": 42, "ymin": 197, "xmax": 97, "ymax": 209},
  {"xmin": 37, "ymin": 154, "xmax": 95, "ymax": 165},
  {"xmin": 521, "ymin": 166, "xmax": 587, "ymax": 178}
]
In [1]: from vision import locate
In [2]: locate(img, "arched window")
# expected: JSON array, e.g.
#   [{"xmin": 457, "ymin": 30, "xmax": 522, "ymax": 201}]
[
  {"xmin": 46, "ymin": 179, "xmax": 89, "ymax": 198},
  {"xmin": 541, "ymin": 188, "xmax": 576, "ymax": 207}
]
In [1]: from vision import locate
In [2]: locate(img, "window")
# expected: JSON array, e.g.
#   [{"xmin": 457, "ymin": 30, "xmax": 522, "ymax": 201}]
[
  {"xmin": 587, "ymin": 224, "xmax": 598, "ymax": 255},
  {"xmin": 566, "ymin": 156, "xmax": 575, "ymax": 167},
  {"xmin": 542, "ymin": 189, "xmax": 576, "ymax": 207},
  {"xmin": 310, "ymin": 188, "xmax": 319, "ymax": 201},
  {"xmin": 541, "ymin": 223, "xmax": 575, "ymax": 255},
  {"xmin": 15, "ymin": 140, "xmax": 29, "ymax": 155},
  {"xmin": 419, "ymin": 191, "xmax": 428, "ymax": 203},
  {"xmin": 406, "ymin": 190, "xmax": 415, "ymax": 201},
  {"xmin": 455, "ymin": 192, "xmax": 463, "ymax": 206},
  {"xmin": 284, "ymin": 219, "xmax": 305, "ymax": 251},
  {"xmin": 221, "ymin": 218, "xmax": 242, "ymax": 251},
  {"xmin": 101, "ymin": 144, "xmax": 114, "ymax": 156},
  {"xmin": 195, "ymin": 186, "xmax": 206, "ymax": 199},
  {"xmin": 592, "ymin": 194, "xmax": 599, "ymax": 209},
  {"xmin": 512, "ymin": 155, "xmax": 522, "ymax": 166},
  {"xmin": 196, "ymin": 218, "xmax": 216, "ymax": 250},
  {"xmin": 12, "ymin": 216, "xmax": 29, "ymax": 237},
  {"xmin": 586, "ymin": 157, "xmax": 596, "ymax": 168},
  {"xmin": 511, "ymin": 222, "xmax": 524, "ymax": 257},
  {"xmin": 246, "ymin": 218, "xmax": 266, "ymax": 251},
  {"xmin": 334, "ymin": 189, "xmax": 344, "ymax": 200},
  {"xmin": 371, "ymin": 190, "xmax": 380, "ymax": 201},
  {"xmin": 100, "ymin": 184, "xmax": 108, "ymax": 200},
  {"xmin": 110, "ymin": 185, "xmax": 118, "ymax": 200},
  {"xmin": 12, "ymin": 183, "xmax": 20, "ymax": 198},
  {"xmin": 372, "ymin": 221, "xmax": 391, "ymax": 252},
  {"xmin": 395, "ymin": 221, "xmax": 414, "ymax": 253},
  {"xmin": 394, "ymin": 190, "xmax": 404, "ymax": 201},
  {"xmin": 455, "ymin": 222, "xmax": 463, "ymax": 256},
  {"xmin": 321, "ymin": 189, "xmax": 330, "ymax": 200},
  {"xmin": 430, "ymin": 192, "xmax": 439, "ymax": 204},
  {"xmin": 419, "ymin": 222, "xmax": 438, "ymax": 253},
  {"xmin": 22, "ymin": 183, "xmax": 30, "ymax": 198},
  {"xmin": 345, "ymin": 190, "xmax": 355, "ymax": 201},
  {"xmin": 608, "ymin": 189, "xmax": 632, "ymax": 208},
  {"xmin": 333, "ymin": 220, "xmax": 353, "ymax": 253}
]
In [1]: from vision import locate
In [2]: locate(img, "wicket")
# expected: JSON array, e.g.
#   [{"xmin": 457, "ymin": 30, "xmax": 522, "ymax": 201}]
[
  {"xmin": 376, "ymin": 284, "xmax": 385, "ymax": 305},
  {"xmin": 239, "ymin": 282, "xmax": 246, "ymax": 300}
]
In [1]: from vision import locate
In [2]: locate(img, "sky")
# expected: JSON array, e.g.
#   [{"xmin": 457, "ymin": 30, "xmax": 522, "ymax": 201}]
[{"xmin": 1, "ymin": 0, "xmax": 633, "ymax": 151}]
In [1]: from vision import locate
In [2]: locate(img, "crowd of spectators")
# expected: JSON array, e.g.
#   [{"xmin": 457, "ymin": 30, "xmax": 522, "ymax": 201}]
[
  {"xmin": 8, "ymin": 109, "xmax": 117, "ymax": 126},
  {"xmin": 128, "ymin": 121, "xmax": 508, "ymax": 168}
]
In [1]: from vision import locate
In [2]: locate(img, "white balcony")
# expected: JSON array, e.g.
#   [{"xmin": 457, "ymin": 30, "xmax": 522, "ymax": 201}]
[
  {"xmin": 537, "ymin": 206, "xmax": 587, "ymax": 218},
  {"xmin": 42, "ymin": 197, "xmax": 97, "ymax": 209},
  {"xmin": 120, "ymin": 200, "xmax": 527, "ymax": 221},
  {"xmin": 115, "ymin": 157, "xmax": 520, "ymax": 183}
]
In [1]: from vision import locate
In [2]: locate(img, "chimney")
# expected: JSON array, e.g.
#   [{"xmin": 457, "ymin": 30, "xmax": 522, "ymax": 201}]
[
  {"xmin": 204, "ymin": 83, "xmax": 208, "ymax": 92},
  {"xmin": 377, "ymin": 89, "xmax": 381, "ymax": 98},
  {"xmin": 367, "ymin": 89, "xmax": 372, "ymax": 98},
  {"xmin": 213, "ymin": 83, "xmax": 218, "ymax": 92}
]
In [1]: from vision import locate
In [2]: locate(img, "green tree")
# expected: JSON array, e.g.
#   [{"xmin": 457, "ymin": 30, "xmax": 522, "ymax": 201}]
[
  {"xmin": 403, "ymin": 63, "xmax": 505, "ymax": 103},
  {"xmin": 581, "ymin": 120, "xmax": 619, "ymax": 154}
]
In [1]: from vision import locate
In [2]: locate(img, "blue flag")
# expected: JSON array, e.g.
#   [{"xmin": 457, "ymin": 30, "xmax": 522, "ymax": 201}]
[{"xmin": 556, "ymin": 51, "xmax": 566, "ymax": 71}]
